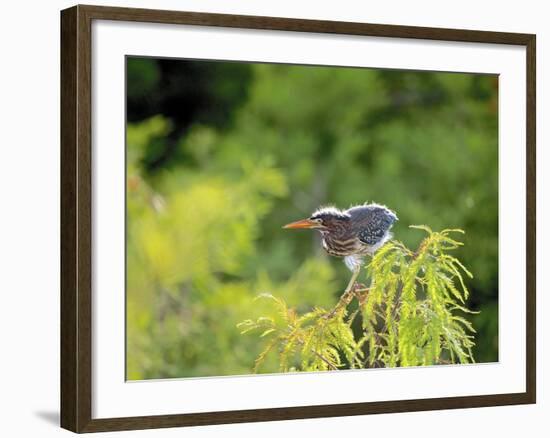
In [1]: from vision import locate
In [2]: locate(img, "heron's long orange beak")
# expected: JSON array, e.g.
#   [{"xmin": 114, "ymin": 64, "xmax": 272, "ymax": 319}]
[{"xmin": 283, "ymin": 218, "xmax": 317, "ymax": 229}]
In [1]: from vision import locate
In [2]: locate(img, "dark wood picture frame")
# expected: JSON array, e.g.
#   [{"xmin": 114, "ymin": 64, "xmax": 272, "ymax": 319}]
[{"xmin": 61, "ymin": 4, "xmax": 536, "ymax": 433}]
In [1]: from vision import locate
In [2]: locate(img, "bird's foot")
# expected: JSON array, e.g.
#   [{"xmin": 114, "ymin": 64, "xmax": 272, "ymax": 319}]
[
  {"xmin": 353, "ymin": 286, "xmax": 370, "ymax": 306},
  {"xmin": 324, "ymin": 283, "xmax": 370, "ymax": 320},
  {"xmin": 324, "ymin": 289, "xmax": 355, "ymax": 320}
]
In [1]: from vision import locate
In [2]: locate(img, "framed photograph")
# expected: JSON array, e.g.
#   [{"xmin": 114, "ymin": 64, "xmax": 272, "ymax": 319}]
[{"xmin": 60, "ymin": 4, "xmax": 536, "ymax": 433}]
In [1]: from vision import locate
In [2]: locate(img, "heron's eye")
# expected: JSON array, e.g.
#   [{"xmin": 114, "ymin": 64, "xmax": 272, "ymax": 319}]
[{"xmin": 311, "ymin": 217, "xmax": 323, "ymax": 224}]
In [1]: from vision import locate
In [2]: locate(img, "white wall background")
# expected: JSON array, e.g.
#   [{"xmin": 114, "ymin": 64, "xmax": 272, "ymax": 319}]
[{"xmin": 0, "ymin": 0, "xmax": 545, "ymax": 436}]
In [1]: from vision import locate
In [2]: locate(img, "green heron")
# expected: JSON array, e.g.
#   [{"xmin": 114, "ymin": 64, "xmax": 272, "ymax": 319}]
[{"xmin": 284, "ymin": 203, "xmax": 398, "ymax": 296}]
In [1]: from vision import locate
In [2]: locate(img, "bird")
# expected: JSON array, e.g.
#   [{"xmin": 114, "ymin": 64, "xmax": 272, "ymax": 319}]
[{"xmin": 283, "ymin": 203, "xmax": 398, "ymax": 296}]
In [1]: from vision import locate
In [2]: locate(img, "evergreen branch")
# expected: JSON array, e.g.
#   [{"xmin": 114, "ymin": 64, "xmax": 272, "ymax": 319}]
[{"xmin": 239, "ymin": 226, "xmax": 478, "ymax": 371}]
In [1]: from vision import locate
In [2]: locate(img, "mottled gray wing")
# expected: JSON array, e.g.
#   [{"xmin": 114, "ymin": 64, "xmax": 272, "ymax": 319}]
[{"xmin": 347, "ymin": 204, "xmax": 398, "ymax": 246}]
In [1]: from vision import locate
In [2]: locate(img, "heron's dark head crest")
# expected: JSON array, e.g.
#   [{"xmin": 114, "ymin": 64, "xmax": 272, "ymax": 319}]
[{"xmin": 309, "ymin": 207, "xmax": 350, "ymax": 231}]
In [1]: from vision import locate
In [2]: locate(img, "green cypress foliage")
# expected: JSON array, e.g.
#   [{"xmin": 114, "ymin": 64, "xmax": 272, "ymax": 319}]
[{"xmin": 238, "ymin": 226, "xmax": 477, "ymax": 371}]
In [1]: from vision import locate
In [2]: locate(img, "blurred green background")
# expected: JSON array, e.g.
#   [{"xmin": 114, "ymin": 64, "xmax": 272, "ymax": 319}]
[{"xmin": 126, "ymin": 57, "xmax": 498, "ymax": 380}]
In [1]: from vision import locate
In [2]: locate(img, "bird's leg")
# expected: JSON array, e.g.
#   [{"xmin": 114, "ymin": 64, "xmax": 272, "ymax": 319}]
[
  {"xmin": 352, "ymin": 255, "xmax": 373, "ymax": 303},
  {"xmin": 325, "ymin": 266, "xmax": 362, "ymax": 319},
  {"xmin": 353, "ymin": 283, "xmax": 370, "ymax": 306},
  {"xmin": 344, "ymin": 266, "xmax": 362, "ymax": 295}
]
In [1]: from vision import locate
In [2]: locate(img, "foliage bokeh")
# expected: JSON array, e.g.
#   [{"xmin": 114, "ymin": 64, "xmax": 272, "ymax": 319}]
[{"xmin": 126, "ymin": 58, "xmax": 498, "ymax": 380}]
